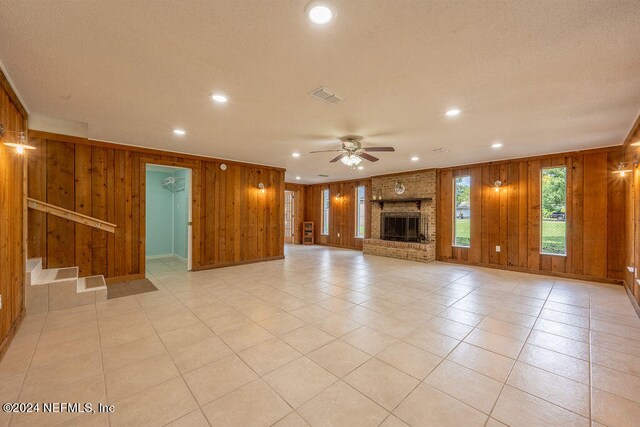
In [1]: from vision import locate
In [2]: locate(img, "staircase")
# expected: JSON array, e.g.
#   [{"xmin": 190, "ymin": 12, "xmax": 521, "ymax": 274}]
[{"xmin": 25, "ymin": 258, "xmax": 107, "ymax": 315}]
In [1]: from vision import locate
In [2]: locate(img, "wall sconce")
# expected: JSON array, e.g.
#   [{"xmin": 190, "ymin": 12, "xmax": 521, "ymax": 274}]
[
  {"xmin": 613, "ymin": 161, "xmax": 637, "ymax": 177},
  {"xmin": 258, "ymin": 182, "xmax": 266, "ymax": 193},
  {"xmin": 0, "ymin": 124, "xmax": 35, "ymax": 155},
  {"xmin": 493, "ymin": 180, "xmax": 503, "ymax": 192},
  {"xmin": 334, "ymin": 192, "xmax": 342, "ymax": 200}
]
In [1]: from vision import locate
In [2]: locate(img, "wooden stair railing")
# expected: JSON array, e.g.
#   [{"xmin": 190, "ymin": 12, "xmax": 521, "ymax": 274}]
[{"xmin": 27, "ymin": 197, "xmax": 117, "ymax": 233}]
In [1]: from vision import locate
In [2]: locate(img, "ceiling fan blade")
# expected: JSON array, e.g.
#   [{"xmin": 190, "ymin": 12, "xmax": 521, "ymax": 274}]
[
  {"xmin": 363, "ymin": 147, "xmax": 395, "ymax": 152},
  {"xmin": 309, "ymin": 149, "xmax": 343, "ymax": 153},
  {"xmin": 329, "ymin": 153, "xmax": 347, "ymax": 163},
  {"xmin": 359, "ymin": 153, "xmax": 379, "ymax": 162}
]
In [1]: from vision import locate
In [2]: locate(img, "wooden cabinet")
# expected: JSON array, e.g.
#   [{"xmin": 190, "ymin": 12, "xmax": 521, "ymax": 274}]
[{"xmin": 303, "ymin": 221, "xmax": 314, "ymax": 245}]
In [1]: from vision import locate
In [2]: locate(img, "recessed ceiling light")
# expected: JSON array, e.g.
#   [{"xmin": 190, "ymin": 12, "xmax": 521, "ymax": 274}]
[
  {"xmin": 295, "ymin": 176, "xmax": 301, "ymax": 180},
  {"xmin": 445, "ymin": 108, "xmax": 461, "ymax": 117},
  {"xmin": 211, "ymin": 94, "xmax": 228, "ymax": 103},
  {"xmin": 306, "ymin": 1, "xmax": 335, "ymax": 24},
  {"xmin": 357, "ymin": 166, "xmax": 364, "ymax": 170},
  {"xmin": 411, "ymin": 156, "xmax": 419, "ymax": 161},
  {"xmin": 173, "ymin": 129, "xmax": 186, "ymax": 136},
  {"xmin": 491, "ymin": 142, "xmax": 503, "ymax": 149},
  {"xmin": 291, "ymin": 152, "xmax": 300, "ymax": 158}
]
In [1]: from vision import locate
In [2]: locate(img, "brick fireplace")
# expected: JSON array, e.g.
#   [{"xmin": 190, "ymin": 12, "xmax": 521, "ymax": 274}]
[{"xmin": 363, "ymin": 170, "xmax": 436, "ymax": 262}]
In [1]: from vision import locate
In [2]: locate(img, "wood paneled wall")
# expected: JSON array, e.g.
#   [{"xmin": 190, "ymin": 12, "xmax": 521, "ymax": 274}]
[
  {"xmin": 0, "ymin": 71, "xmax": 27, "ymax": 359},
  {"xmin": 27, "ymin": 131, "xmax": 285, "ymax": 280},
  {"xmin": 305, "ymin": 179, "xmax": 371, "ymax": 249},
  {"xmin": 284, "ymin": 182, "xmax": 306, "ymax": 244},
  {"xmin": 622, "ymin": 116, "xmax": 640, "ymax": 306},
  {"xmin": 437, "ymin": 148, "xmax": 626, "ymax": 282}
]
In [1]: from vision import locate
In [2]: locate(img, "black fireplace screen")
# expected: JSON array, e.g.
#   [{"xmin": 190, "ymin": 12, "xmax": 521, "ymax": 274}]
[{"xmin": 381, "ymin": 212, "xmax": 424, "ymax": 242}]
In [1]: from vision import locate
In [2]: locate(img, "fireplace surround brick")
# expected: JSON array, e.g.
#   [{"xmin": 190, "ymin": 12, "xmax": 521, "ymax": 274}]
[{"xmin": 365, "ymin": 170, "xmax": 437, "ymax": 263}]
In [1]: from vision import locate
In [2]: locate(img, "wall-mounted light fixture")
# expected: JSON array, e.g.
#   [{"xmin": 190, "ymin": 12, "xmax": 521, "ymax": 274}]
[
  {"xmin": 0, "ymin": 124, "xmax": 35, "ymax": 155},
  {"xmin": 258, "ymin": 182, "xmax": 266, "ymax": 193},
  {"xmin": 334, "ymin": 192, "xmax": 342, "ymax": 200},
  {"xmin": 493, "ymin": 180, "xmax": 503, "ymax": 192},
  {"xmin": 613, "ymin": 161, "xmax": 637, "ymax": 177}
]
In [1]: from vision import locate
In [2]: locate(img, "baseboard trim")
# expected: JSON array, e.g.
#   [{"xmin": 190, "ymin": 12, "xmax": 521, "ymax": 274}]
[
  {"xmin": 145, "ymin": 254, "xmax": 174, "ymax": 260},
  {"xmin": 0, "ymin": 309, "xmax": 25, "ymax": 363},
  {"xmin": 314, "ymin": 243, "xmax": 363, "ymax": 251},
  {"xmin": 105, "ymin": 273, "xmax": 145, "ymax": 284},
  {"xmin": 192, "ymin": 255, "xmax": 285, "ymax": 271},
  {"xmin": 437, "ymin": 257, "xmax": 622, "ymax": 285},
  {"xmin": 623, "ymin": 280, "xmax": 640, "ymax": 319}
]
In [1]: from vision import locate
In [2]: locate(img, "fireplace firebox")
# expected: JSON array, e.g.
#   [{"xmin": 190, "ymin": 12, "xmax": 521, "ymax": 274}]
[{"xmin": 381, "ymin": 212, "xmax": 425, "ymax": 242}]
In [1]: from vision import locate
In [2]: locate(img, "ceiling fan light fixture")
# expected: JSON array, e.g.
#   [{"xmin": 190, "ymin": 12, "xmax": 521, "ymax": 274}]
[{"xmin": 340, "ymin": 154, "xmax": 362, "ymax": 166}]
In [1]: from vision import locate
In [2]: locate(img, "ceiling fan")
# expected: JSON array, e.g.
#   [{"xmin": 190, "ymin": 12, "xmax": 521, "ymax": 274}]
[{"xmin": 309, "ymin": 135, "xmax": 395, "ymax": 166}]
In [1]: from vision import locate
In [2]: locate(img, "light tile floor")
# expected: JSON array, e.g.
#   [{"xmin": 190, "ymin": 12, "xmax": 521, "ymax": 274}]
[{"xmin": 2, "ymin": 246, "xmax": 640, "ymax": 426}]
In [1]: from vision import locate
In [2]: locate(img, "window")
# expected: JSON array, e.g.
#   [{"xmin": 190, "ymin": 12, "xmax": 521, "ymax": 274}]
[
  {"xmin": 541, "ymin": 166, "xmax": 567, "ymax": 255},
  {"xmin": 321, "ymin": 188, "xmax": 329, "ymax": 235},
  {"xmin": 453, "ymin": 176, "xmax": 471, "ymax": 247},
  {"xmin": 355, "ymin": 185, "xmax": 366, "ymax": 238}
]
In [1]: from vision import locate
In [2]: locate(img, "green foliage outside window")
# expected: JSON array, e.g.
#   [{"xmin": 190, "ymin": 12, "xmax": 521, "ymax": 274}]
[
  {"xmin": 541, "ymin": 167, "xmax": 567, "ymax": 255},
  {"xmin": 454, "ymin": 176, "xmax": 471, "ymax": 247}
]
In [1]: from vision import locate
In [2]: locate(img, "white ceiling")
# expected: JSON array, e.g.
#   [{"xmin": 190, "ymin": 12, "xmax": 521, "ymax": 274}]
[{"xmin": 1, "ymin": 0, "xmax": 639, "ymax": 183}]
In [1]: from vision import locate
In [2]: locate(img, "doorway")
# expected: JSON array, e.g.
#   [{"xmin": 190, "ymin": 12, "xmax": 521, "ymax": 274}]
[
  {"xmin": 284, "ymin": 190, "xmax": 295, "ymax": 244},
  {"xmin": 145, "ymin": 164, "xmax": 193, "ymax": 272}
]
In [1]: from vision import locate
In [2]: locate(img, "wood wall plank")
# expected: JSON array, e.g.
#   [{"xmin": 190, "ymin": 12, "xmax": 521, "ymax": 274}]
[
  {"xmin": 26, "ymin": 133, "xmax": 286, "ymax": 280},
  {"xmin": 0, "ymin": 69, "xmax": 26, "ymax": 360},
  {"xmin": 46, "ymin": 140, "xmax": 75, "ymax": 268},
  {"xmin": 437, "ymin": 148, "xmax": 625, "ymax": 282},
  {"xmin": 304, "ymin": 179, "xmax": 372, "ymax": 250}
]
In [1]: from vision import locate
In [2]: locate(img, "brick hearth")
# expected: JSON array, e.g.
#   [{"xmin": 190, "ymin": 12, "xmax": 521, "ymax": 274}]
[{"xmin": 363, "ymin": 238, "xmax": 436, "ymax": 262}]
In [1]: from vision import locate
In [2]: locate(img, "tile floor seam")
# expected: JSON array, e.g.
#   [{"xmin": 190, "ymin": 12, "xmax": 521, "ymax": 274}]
[
  {"xmin": 11, "ymin": 311, "xmax": 49, "ymax": 427},
  {"xmin": 96, "ymin": 299, "xmax": 112, "ymax": 427},
  {"xmin": 482, "ymin": 278, "xmax": 556, "ymax": 424},
  {"xmin": 150, "ymin": 263, "xmax": 317, "ymax": 423},
  {"xmin": 588, "ymin": 355, "xmax": 640, "ymax": 379},
  {"xmin": 297, "ymin": 380, "xmax": 390, "ymax": 426},
  {"xmin": 389, "ymin": 316, "xmax": 484, "ymax": 421},
  {"xmin": 134, "ymin": 291, "xmax": 207, "ymax": 426},
  {"xmin": 588, "ymin": 288, "xmax": 596, "ymax": 424},
  {"xmin": 7, "ymin": 248, "xmax": 640, "ymax": 426}
]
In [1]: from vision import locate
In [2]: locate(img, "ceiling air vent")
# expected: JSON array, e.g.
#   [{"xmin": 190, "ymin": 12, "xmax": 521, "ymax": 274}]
[
  {"xmin": 317, "ymin": 174, "xmax": 329, "ymax": 178},
  {"xmin": 310, "ymin": 87, "xmax": 343, "ymax": 104}
]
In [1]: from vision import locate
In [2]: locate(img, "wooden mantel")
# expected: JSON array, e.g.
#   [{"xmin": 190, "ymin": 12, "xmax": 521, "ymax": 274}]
[{"xmin": 369, "ymin": 197, "xmax": 432, "ymax": 210}]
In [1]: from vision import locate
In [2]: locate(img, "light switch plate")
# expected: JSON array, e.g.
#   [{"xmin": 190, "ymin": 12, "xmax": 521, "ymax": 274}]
[{"xmin": 496, "ymin": 246, "xmax": 501, "ymax": 252}]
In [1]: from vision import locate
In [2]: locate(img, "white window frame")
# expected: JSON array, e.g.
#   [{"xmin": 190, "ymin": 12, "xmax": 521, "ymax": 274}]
[
  {"xmin": 355, "ymin": 185, "xmax": 366, "ymax": 238},
  {"xmin": 453, "ymin": 175, "xmax": 471, "ymax": 248},
  {"xmin": 540, "ymin": 166, "xmax": 567, "ymax": 256},
  {"xmin": 321, "ymin": 188, "xmax": 329, "ymax": 235}
]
